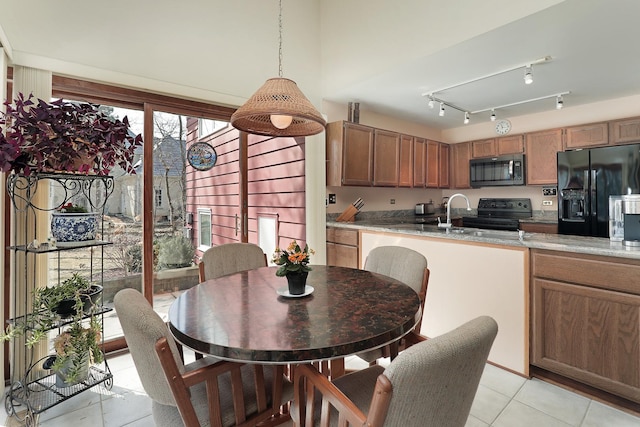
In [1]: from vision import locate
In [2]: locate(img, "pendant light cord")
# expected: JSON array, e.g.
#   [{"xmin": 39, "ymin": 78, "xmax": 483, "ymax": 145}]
[{"xmin": 278, "ymin": 0, "xmax": 283, "ymax": 78}]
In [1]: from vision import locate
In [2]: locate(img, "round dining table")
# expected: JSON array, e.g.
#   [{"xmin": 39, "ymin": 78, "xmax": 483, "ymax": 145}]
[{"xmin": 168, "ymin": 265, "xmax": 421, "ymax": 364}]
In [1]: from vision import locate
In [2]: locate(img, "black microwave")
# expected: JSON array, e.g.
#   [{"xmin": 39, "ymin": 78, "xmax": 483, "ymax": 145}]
[{"xmin": 470, "ymin": 154, "xmax": 525, "ymax": 187}]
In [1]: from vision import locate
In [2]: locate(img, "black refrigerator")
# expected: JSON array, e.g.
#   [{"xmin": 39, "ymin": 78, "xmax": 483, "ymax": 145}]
[{"xmin": 557, "ymin": 144, "xmax": 640, "ymax": 237}]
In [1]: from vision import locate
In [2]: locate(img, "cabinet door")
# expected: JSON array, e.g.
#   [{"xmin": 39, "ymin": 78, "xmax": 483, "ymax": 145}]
[
  {"xmin": 531, "ymin": 277, "xmax": 640, "ymax": 403},
  {"xmin": 398, "ymin": 134, "xmax": 413, "ymax": 187},
  {"xmin": 451, "ymin": 142, "xmax": 471, "ymax": 189},
  {"xmin": 471, "ymin": 138, "xmax": 497, "ymax": 158},
  {"xmin": 413, "ymin": 137, "xmax": 426, "ymax": 188},
  {"xmin": 426, "ymin": 140, "xmax": 440, "ymax": 188},
  {"xmin": 342, "ymin": 123, "xmax": 374, "ymax": 186},
  {"xmin": 497, "ymin": 135, "xmax": 524, "ymax": 155},
  {"xmin": 610, "ymin": 117, "xmax": 640, "ymax": 145},
  {"xmin": 564, "ymin": 122, "xmax": 609, "ymax": 149},
  {"xmin": 525, "ymin": 129, "xmax": 562, "ymax": 185},
  {"xmin": 439, "ymin": 143, "xmax": 450, "ymax": 188},
  {"xmin": 373, "ymin": 129, "xmax": 400, "ymax": 187}
]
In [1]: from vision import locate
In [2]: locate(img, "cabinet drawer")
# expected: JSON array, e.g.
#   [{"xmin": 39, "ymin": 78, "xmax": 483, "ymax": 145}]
[
  {"xmin": 326, "ymin": 228, "xmax": 358, "ymax": 246},
  {"xmin": 531, "ymin": 249, "xmax": 640, "ymax": 296},
  {"xmin": 519, "ymin": 222, "xmax": 557, "ymax": 234}
]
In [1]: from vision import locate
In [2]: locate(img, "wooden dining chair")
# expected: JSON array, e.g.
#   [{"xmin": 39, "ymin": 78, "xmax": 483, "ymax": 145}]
[
  {"xmin": 114, "ymin": 288, "xmax": 292, "ymax": 427},
  {"xmin": 199, "ymin": 242, "xmax": 268, "ymax": 282},
  {"xmin": 357, "ymin": 246, "xmax": 430, "ymax": 363},
  {"xmin": 291, "ymin": 316, "xmax": 498, "ymax": 427}
]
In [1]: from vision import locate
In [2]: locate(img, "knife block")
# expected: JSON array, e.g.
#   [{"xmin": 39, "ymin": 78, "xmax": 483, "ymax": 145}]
[{"xmin": 336, "ymin": 205, "xmax": 358, "ymax": 222}]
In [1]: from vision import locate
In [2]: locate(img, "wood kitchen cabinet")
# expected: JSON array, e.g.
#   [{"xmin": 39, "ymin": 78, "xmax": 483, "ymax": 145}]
[
  {"xmin": 531, "ymin": 249, "xmax": 640, "ymax": 404},
  {"xmin": 326, "ymin": 227, "xmax": 359, "ymax": 268},
  {"xmin": 564, "ymin": 122, "xmax": 609, "ymax": 149},
  {"xmin": 518, "ymin": 221, "xmax": 557, "ymax": 234},
  {"xmin": 451, "ymin": 142, "xmax": 471, "ymax": 188},
  {"xmin": 439, "ymin": 143, "xmax": 450, "ymax": 188},
  {"xmin": 497, "ymin": 135, "xmax": 525, "ymax": 155},
  {"xmin": 426, "ymin": 140, "xmax": 440, "ymax": 187},
  {"xmin": 610, "ymin": 116, "xmax": 640, "ymax": 145},
  {"xmin": 373, "ymin": 129, "xmax": 400, "ymax": 186},
  {"xmin": 326, "ymin": 121, "xmax": 374, "ymax": 186},
  {"xmin": 525, "ymin": 129, "xmax": 563, "ymax": 185},
  {"xmin": 471, "ymin": 138, "xmax": 497, "ymax": 158},
  {"xmin": 413, "ymin": 137, "xmax": 426, "ymax": 187},
  {"xmin": 398, "ymin": 134, "xmax": 413, "ymax": 187}
]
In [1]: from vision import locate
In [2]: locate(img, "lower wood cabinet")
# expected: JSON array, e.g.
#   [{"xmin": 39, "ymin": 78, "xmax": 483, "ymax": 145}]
[
  {"xmin": 519, "ymin": 222, "xmax": 557, "ymax": 234},
  {"xmin": 326, "ymin": 227, "xmax": 359, "ymax": 268},
  {"xmin": 531, "ymin": 249, "xmax": 640, "ymax": 403}
]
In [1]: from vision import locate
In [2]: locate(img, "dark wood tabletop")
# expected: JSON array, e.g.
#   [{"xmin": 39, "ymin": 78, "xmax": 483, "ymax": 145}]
[{"xmin": 168, "ymin": 265, "xmax": 421, "ymax": 363}]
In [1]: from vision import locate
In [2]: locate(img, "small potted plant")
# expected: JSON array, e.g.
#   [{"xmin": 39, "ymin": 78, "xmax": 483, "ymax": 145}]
[
  {"xmin": 272, "ymin": 240, "xmax": 314, "ymax": 295},
  {"xmin": 50, "ymin": 317, "xmax": 103, "ymax": 387},
  {"xmin": 0, "ymin": 92, "xmax": 142, "ymax": 176},
  {"xmin": 51, "ymin": 203, "xmax": 101, "ymax": 244}
]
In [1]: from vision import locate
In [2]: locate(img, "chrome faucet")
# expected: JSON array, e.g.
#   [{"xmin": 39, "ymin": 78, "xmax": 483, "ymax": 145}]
[{"xmin": 438, "ymin": 193, "xmax": 472, "ymax": 229}]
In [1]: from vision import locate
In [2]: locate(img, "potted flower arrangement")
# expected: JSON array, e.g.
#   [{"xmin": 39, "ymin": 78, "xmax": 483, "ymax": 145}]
[
  {"xmin": 0, "ymin": 92, "xmax": 142, "ymax": 175},
  {"xmin": 272, "ymin": 240, "xmax": 314, "ymax": 295},
  {"xmin": 0, "ymin": 273, "xmax": 104, "ymax": 387}
]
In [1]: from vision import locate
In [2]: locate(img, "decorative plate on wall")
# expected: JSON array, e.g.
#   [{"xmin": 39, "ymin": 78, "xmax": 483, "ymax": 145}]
[{"xmin": 187, "ymin": 142, "xmax": 217, "ymax": 171}]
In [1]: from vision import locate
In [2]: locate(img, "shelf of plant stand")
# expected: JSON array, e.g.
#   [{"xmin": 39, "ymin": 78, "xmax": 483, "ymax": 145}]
[
  {"xmin": 7, "ymin": 365, "xmax": 112, "ymax": 416},
  {"xmin": 8, "ymin": 240, "xmax": 113, "ymax": 253},
  {"xmin": 6, "ymin": 306, "xmax": 113, "ymax": 329}
]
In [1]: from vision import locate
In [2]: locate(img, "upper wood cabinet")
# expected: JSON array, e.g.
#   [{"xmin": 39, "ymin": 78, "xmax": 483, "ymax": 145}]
[
  {"xmin": 426, "ymin": 140, "xmax": 440, "ymax": 188},
  {"xmin": 413, "ymin": 137, "xmax": 426, "ymax": 187},
  {"xmin": 373, "ymin": 129, "xmax": 400, "ymax": 187},
  {"xmin": 451, "ymin": 142, "xmax": 471, "ymax": 189},
  {"xmin": 326, "ymin": 121, "xmax": 374, "ymax": 186},
  {"xmin": 472, "ymin": 135, "xmax": 524, "ymax": 158},
  {"xmin": 497, "ymin": 135, "xmax": 524, "ymax": 155},
  {"xmin": 439, "ymin": 143, "xmax": 450, "ymax": 188},
  {"xmin": 525, "ymin": 129, "xmax": 563, "ymax": 185},
  {"xmin": 398, "ymin": 134, "xmax": 413, "ymax": 187},
  {"xmin": 610, "ymin": 116, "xmax": 640, "ymax": 145},
  {"xmin": 564, "ymin": 122, "xmax": 609, "ymax": 149},
  {"xmin": 471, "ymin": 138, "xmax": 497, "ymax": 158}
]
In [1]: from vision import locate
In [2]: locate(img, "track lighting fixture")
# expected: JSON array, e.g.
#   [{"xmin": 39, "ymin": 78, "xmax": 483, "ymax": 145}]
[
  {"xmin": 524, "ymin": 65, "xmax": 533, "ymax": 85},
  {"xmin": 464, "ymin": 112, "xmax": 470, "ymax": 124},
  {"xmin": 556, "ymin": 95, "xmax": 564, "ymax": 109},
  {"xmin": 439, "ymin": 103, "xmax": 445, "ymax": 117},
  {"xmin": 490, "ymin": 110, "xmax": 496, "ymax": 121},
  {"xmin": 428, "ymin": 97, "xmax": 434, "ymax": 109}
]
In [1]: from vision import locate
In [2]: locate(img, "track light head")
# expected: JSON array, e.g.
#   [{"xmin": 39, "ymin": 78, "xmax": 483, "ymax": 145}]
[
  {"xmin": 490, "ymin": 110, "xmax": 496, "ymax": 121},
  {"xmin": 464, "ymin": 112, "xmax": 470, "ymax": 124},
  {"xmin": 524, "ymin": 65, "xmax": 533, "ymax": 85},
  {"xmin": 428, "ymin": 98, "xmax": 434, "ymax": 109},
  {"xmin": 439, "ymin": 102, "xmax": 445, "ymax": 117},
  {"xmin": 556, "ymin": 95, "xmax": 564, "ymax": 109}
]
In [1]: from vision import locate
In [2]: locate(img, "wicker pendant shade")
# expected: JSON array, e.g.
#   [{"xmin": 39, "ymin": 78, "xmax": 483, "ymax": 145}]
[
  {"xmin": 230, "ymin": 0, "xmax": 325, "ymax": 137},
  {"xmin": 230, "ymin": 78, "xmax": 326, "ymax": 137}
]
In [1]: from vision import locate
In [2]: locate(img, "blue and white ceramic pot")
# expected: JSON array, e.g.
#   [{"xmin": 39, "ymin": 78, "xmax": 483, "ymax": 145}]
[{"xmin": 51, "ymin": 212, "xmax": 100, "ymax": 243}]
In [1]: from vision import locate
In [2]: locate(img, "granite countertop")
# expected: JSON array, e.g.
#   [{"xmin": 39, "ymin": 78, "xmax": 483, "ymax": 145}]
[{"xmin": 327, "ymin": 218, "xmax": 640, "ymax": 260}]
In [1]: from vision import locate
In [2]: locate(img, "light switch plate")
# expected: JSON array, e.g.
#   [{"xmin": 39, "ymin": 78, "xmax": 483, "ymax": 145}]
[{"xmin": 542, "ymin": 187, "xmax": 557, "ymax": 196}]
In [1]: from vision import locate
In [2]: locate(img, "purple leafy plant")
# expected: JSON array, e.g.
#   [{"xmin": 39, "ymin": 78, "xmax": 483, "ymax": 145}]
[{"xmin": 0, "ymin": 93, "xmax": 142, "ymax": 175}]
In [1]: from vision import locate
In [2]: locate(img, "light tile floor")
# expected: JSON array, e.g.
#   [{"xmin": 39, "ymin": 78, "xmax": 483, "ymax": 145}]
[
  {"xmin": 3, "ymin": 352, "xmax": 639, "ymax": 427},
  {"xmin": 3, "ymin": 290, "xmax": 640, "ymax": 426}
]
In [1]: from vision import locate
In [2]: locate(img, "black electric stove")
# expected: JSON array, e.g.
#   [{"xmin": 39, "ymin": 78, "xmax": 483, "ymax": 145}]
[{"xmin": 462, "ymin": 198, "xmax": 532, "ymax": 231}]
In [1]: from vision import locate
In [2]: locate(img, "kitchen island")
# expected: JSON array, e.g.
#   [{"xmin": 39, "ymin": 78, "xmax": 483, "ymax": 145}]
[{"xmin": 326, "ymin": 219, "xmax": 640, "ymax": 408}]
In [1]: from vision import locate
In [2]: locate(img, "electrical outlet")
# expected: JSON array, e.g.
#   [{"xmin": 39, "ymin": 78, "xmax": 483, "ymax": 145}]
[
  {"xmin": 328, "ymin": 194, "xmax": 336, "ymax": 204},
  {"xmin": 390, "ymin": 199, "xmax": 396, "ymax": 204},
  {"xmin": 543, "ymin": 200, "xmax": 553, "ymax": 206},
  {"xmin": 542, "ymin": 187, "xmax": 557, "ymax": 196}
]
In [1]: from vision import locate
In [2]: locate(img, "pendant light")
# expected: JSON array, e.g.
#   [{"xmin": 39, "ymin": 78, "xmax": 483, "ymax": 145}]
[{"xmin": 230, "ymin": 0, "xmax": 326, "ymax": 137}]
